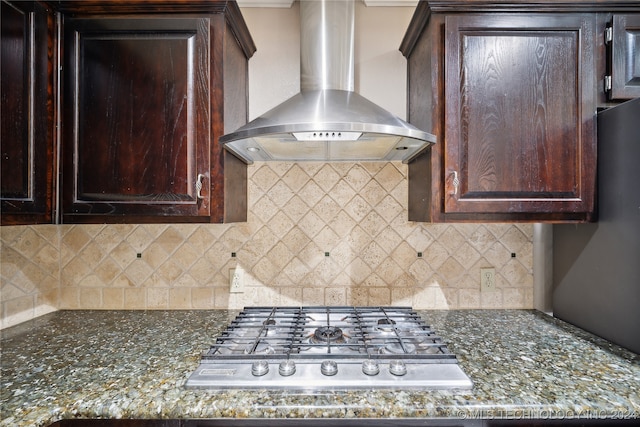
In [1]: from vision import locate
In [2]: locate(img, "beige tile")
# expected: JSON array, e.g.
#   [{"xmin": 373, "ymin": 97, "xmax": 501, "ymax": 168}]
[
  {"xmin": 171, "ymin": 243, "xmax": 201, "ymax": 271},
  {"xmin": 282, "ymin": 164, "xmax": 310, "ymax": 192},
  {"xmin": 156, "ymin": 260, "xmax": 184, "ymax": 284},
  {"xmin": 147, "ymin": 288, "xmax": 169, "ymax": 309},
  {"xmin": 374, "ymin": 163, "xmax": 405, "ymax": 192},
  {"xmin": 298, "ymin": 180, "xmax": 326, "ymax": 208},
  {"xmin": 459, "ymin": 288, "xmax": 481, "ymax": 309},
  {"xmin": 33, "ymin": 243, "xmax": 60, "ymax": 273},
  {"xmin": 480, "ymin": 289, "xmax": 504, "ymax": 308},
  {"xmin": 125, "ymin": 261, "xmax": 155, "ymax": 285},
  {"xmin": 62, "ymin": 257, "xmax": 92, "ymax": 285},
  {"xmin": 438, "ymin": 258, "xmax": 466, "ymax": 285},
  {"xmin": 126, "ymin": 226, "xmax": 156, "ymax": 252},
  {"xmin": 214, "ymin": 287, "xmax": 231, "ymax": 308},
  {"xmin": 2, "ymin": 295, "xmax": 34, "ymax": 323},
  {"xmin": 94, "ymin": 257, "xmax": 123, "ymax": 285},
  {"xmin": 79, "ymin": 288, "xmax": 102, "ymax": 308},
  {"xmin": 375, "ymin": 258, "xmax": 404, "ymax": 284},
  {"xmin": 155, "ymin": 227, "xmax": 186, "ymax": 255},
  {"xmin": 368, "ymin": 288, "xmax": 390, "ymax": 305},
  {"xmin": 11, "ymin": 228, "xmax": 45, "ymax": 259},
  {"xmin": 189, "ymin": 258, "xmax": 218, "ymax": 284},
  {"xmin": 124, "ymin": 288, "xmax": 146, "ymax": 309},
  {"xmin": 344, "ymin": 195, "xmax": 370, "ymax": 223},
  {"xmin": 252, "ymin": 164, "xmax": 280, "ymax": 192},
  {"xmin": 192, "ymin": 287, "xmax": 214, "ymax": 309},
  {"xmin": 437, "ymin": 288, "xmax": 458, "ymax": 309},
  {"xmin": 79, "ymin": 274, "xmax": 105, "ymax": 288},
  {"xmin": 374, "ymin": 195, "xmax": 403, "ymax": 223},
  {"xmin": 103, "ymin": 288, "xmax": 124, "ymax": 308},
  {"xmin": 412, "ymin": 286, "xmax": 438, "ymax": 309},
  {"xmin": 283, "ymin": 195, "xmax": 312, "ymax": 224},
  {"xmin": 313, "ymin": 196, "xmax": 340, "ymax": 219},
  {"xmin": 484, "ymin": 242, "xmax": 513, "ymax": 269},
  {"xmin": 59, "ymin": 288, "xmax": 79, "ymax": 309},
  {"xmin": 169, "ymin": 288, "xmax": 192, "ymax": 309},
  {"xmin": 302, "ymin": 287, "xmax": 324, "ymax": 305},
  {"xmin": 313, "ymin": 164, "xmax": 341, "ymax": 192},
  {"xmin": 140, "ymin": 244, "xmax": 170, "ymax": 269},
  {"xmin": 343, "ymin": 163, "xmax": 371, "ymax": 191},
  {"xmin": 2, "ymin": 163, "xmax": 537, "ymax": 328},
  {"xmin": 391, "ymin": 287, "xmax": 414, "ymax": 306},
  {"xmin": 325, "ymin": 287, "xmax": 346, "ymax": 305},
  {"xmin": 501, "ymin": 260, "xmax": 533, "ymax": 287},
  {"xmin": 499, "ymin": 226, "xmax": 531, "ymax": 253},
  {"xmin": 503, "ymin": 287, "xmax": 527, "ymax": 308},
  {"xmin": 61, "ymin": 226, "xmax": 92, "ymax": 254},
  {"xmin": 174, "ymin": 273, "xmax": 198, "ymax": 288}
]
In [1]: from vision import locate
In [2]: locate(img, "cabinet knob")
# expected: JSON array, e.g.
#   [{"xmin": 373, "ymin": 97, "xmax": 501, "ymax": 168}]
[{"xmin": 196, "ymin": 174, "xmax": 205, "ymax": 200}]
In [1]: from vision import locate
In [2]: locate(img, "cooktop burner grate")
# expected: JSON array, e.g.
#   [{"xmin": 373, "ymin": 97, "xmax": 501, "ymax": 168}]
[{"xmin": 186, "ymin": 306, "xmax": 473, "ymax": 390}]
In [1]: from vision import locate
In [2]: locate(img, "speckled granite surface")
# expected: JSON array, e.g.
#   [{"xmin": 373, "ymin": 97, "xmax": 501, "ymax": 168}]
[{"xmin": 1, "ymin": 309, "xmax": 639, "ymax": 426}]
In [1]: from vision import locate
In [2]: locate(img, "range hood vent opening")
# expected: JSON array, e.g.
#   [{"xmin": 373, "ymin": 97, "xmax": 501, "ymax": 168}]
[{"xmin": 222, "ymin": 0, "xmax": 435, "ymax": 164}]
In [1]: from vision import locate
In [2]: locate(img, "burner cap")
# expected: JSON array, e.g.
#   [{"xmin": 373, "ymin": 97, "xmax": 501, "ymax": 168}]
[{"xmin": 311, "ymin": 326, "xmax": 345, "ymax": 344}]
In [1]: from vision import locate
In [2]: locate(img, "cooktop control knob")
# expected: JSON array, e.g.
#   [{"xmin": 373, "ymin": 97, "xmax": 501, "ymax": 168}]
[
  {"xmin": 251, "ymin": 360, "xmax": 269, "ymax": 377},
  {"xmin": 320, "ymin": 360, "xmax": 338, "ymax": 376},
  {"xmin": 362, "ymin": 359, "xmax": 380, "ymax": 376},
  {"xmin": 389, "ymin": 360, "xmax": 407, "ymax": 376},
  {"xmin": 278, "ymin": 359, "xmax": 296, "ymax": 376}
]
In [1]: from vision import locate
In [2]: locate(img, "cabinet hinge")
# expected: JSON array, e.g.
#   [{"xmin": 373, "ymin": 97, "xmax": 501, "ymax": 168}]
[
  {"xmin": 604, "ymin": 26, "xmax": 613, "ymax": 44},
  {"xmin": 604, "ymin": 75, "xmax": 612, "ymax": 92}
]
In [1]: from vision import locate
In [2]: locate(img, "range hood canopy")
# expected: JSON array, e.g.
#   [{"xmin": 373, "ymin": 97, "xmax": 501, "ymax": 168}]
[{"xmin": 221, "ymin": 0, "xmax": 435, "ymax": 164}]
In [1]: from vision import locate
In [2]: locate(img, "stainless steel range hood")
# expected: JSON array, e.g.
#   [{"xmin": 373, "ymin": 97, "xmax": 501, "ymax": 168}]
[{"xmin": 221, "ymin": 0, "xmax": 434, "ymax": 164}]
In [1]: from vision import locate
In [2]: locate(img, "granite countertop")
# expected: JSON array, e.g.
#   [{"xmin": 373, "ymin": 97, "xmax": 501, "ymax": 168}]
[{"xmin": 1, "ymin": 309, "xmax": 639, "ymax": 426}]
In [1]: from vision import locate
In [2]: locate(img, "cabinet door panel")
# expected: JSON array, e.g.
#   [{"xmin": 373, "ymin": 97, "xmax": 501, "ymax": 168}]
[
  {"xmin": 444, "ymin": 15, "xmax": 596, "ymax": 215},
  {"xmin": 63, "ymin": 18, "xmax": 210, "ymax": 221},
  {"xmin": 611, "ymin": 14, "xmax": 640, "ymax": 100},
  {"xmin": 1, "ymin": 1, "xmax": 54, "ymax": 224}
]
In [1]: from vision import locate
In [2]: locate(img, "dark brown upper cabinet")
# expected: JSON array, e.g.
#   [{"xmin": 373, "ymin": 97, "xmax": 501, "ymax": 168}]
[
  {"xmin": 441, "ymin": 14, "xmax": 596, "ymax": 219},
  {"xmin": 607, "ymin": 14, "xmax": 640, "ymax": 100},
  {"xmin": 1, "ymin": 1, "xmax": 55, "ymax": 225},
  {"xmin": 59, "ymin": 1, "xmax": 254, "ymax": 223},
  {"xmin": 401, "ymin": 1, "xmax": 639, "ymax": 223}
]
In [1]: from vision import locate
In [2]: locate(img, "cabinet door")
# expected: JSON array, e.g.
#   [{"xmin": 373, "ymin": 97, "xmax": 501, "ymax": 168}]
[
  {"xmin": 1, "ymin": 1, "xmax": 54, "ymax": 225},
  {"xmin": 62, "ymin": 17, "xmax": 211, "ymax": 223},
  {"xmin": 444, "ymin": 15, "xmax": 596, "ymax": 217},
  {"xmin": 610, "ymin": 14, "xmax": 640, "ymax": 100}
]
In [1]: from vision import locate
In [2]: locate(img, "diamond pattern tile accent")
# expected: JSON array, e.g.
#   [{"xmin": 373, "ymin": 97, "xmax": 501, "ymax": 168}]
[{"xmin": 2, "ymin": 162, "xmax": 535, "ymax": 328}]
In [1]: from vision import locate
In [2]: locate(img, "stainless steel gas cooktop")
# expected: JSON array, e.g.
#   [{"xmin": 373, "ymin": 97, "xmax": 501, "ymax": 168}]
[{"xmin": 186, "ymin": 306, "xmax": 473, "ymax": 390}]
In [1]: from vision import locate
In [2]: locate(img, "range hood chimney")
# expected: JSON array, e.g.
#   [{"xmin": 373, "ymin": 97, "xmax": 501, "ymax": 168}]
[{"xmin": 221, "ymin": 0, "xmax": 435, "ymax": 164}]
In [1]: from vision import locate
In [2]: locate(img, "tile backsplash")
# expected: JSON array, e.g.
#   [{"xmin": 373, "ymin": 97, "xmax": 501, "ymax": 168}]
[{"xmin": 0, "ymin": 162, "xmax": 533, "ymax": 329}]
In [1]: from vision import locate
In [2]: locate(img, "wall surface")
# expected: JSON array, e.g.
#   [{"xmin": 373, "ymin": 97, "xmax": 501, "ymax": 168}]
[
  {"xmin": 0, "ymin": 3, "xmax": 535, "ymax": 329},
  {"xmin": 1, "ymin": 162, "xmax": 534, "ymax": 329},
  {"xmin": 241, "ymin": 1, "xmax": 413, "ymax": 120}
]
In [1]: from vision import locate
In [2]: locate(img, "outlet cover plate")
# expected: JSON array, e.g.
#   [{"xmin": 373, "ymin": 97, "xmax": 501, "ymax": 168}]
[
  {"xmin": 481, "ymin": 267, "xmax": 496, "ymax": 291},
  {"xmin": 229, "ymin": 268, "xmax": 244, "ymax": 293}
]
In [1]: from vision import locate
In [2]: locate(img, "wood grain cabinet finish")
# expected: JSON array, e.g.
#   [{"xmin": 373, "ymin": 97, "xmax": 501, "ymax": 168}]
[
  {"xmin": 608, "ymin": 14, "xmax": 640, "ymax": 100},
  {"xmin": 400, "ymin": 1, "xmax": 623, "ymax": 223},
  {"xmin": 442, "ymin": 14, "xmax": 596, "ymax": 218},
  {"xmin": 1, "ymin": 0, "xmax": 55, "ymax": 225},
  {"xmin": 60, "ymin": 1, "xmax": 254, "ymax": 223}
]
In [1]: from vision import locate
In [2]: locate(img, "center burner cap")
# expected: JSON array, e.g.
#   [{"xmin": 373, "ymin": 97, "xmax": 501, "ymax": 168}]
[{"xmin": 311, "ymin": 326, "xmax": 345, "ymax": 344}]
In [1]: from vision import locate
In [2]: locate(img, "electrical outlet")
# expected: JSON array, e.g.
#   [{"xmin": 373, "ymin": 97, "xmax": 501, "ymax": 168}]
[
  {"xmin": 480, "ymin": 268, "xmax": 496, "ymax": 291},
  {"xmin": 229, "ymin": 267, "xmax": 244, "ymax": 293}
]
